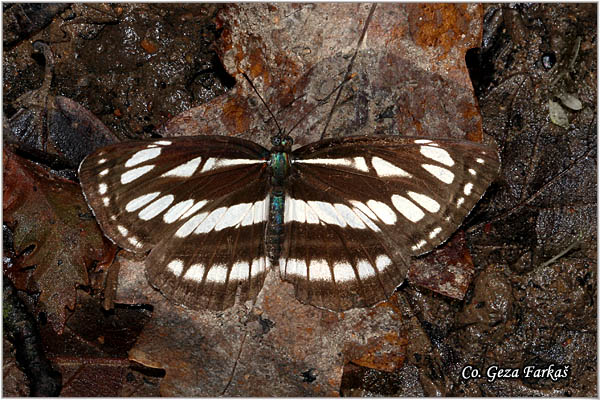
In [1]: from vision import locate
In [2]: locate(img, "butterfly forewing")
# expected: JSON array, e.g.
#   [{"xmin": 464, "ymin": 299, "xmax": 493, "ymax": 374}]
[
  {"xmin": 279, "ymin": 136, "xmax": 500, "ymax": 310},
  {"xmin": 79, "ymin": 136, "xmax": 271, "ymax": 309}
]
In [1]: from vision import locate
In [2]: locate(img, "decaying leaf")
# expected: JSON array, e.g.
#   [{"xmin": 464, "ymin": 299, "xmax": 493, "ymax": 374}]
[
  {"xmin": 123, "ymin": 3, "xmax": 488, "ymax": 395},
  {"xmin": 3, "ymin": 147, "xmax": 114, "ymax": 333},
  {"xmin": 548, "ymin": 99, "xmax": 570, "ymax": 128},
  {"xmin": 557, "ymin": 92, "xmax": 583, "ymax": 111},
  {"xmin": 7, "ymin": 41, "xmax": 119, "ymax": 169}
]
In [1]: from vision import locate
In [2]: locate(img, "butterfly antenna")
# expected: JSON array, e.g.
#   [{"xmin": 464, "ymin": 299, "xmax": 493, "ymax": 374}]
[
  {"xmin": 319, "ymin": 3, "xmax": 377, "ymax": 140},
  {"xmin": 240, "ymin": 70, "xmax": 284, "ymax": 137}
]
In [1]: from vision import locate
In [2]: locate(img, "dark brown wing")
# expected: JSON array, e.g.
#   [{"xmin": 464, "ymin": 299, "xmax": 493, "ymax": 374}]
[{"xmin": 280, "ymin": 135, "xmax": 499, "ymax": 310}]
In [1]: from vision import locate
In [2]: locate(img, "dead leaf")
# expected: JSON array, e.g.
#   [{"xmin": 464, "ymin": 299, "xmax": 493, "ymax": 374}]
[
  {"xmin": 40, "ymin": 291, "xmax": 157, "ymax": 396},
  {"xmin": 161, "ymin": 3, "xmax": 485, "ymax": 145},
  {"xmin": 8, "ymin": 41, "xmax": 119, "ymax": 169},
  {"xmin": 408, "ymin": 231, "xmax": 475, "ymax": 300},
  {"xmin": 123, "ymin": 3, "xmax": 488, "ymax": 395},
  {"xmin": 3, "ymin": 147, "xmax": 114, "ymax": 333}
]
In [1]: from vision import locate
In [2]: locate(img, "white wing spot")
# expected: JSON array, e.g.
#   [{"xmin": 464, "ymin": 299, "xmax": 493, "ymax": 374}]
[
  {"xmin": 333, "ymin": 262, "xmax": 356, "ymax": 282},
  {"xmin": 366, "ymin": 200, "xmax": 397, "ymax": 224},
  {"xmin": 253, "ymin": 197, "xmax": 269, "ymax": 224},
  {"xmin": 251, "ymin": 258, "xmax": 266, "ymax": 277},
  {"xmin": 307, "ymin": 201, "xmax": 345, "ymax": 227},
  {"xmin": 295, "ymin": 157, "xmax": 369, "ymax": 172},
  {"xmin": 292, "ymin": 258, "xmax": 308, "ymax": 278},
  {"xmin": 284, "ymin": 196, "xmax": 305, "ymax": 224},
  {"xmin": 457, "ymin": 197, "xmax": 465, "ymax": 208},
  {"xmin": 429, "ymin": 227, "xmax": 442, "ymax": 239},
  {"xmin": 414, "ymin": 139, "xmax": 432, "ymax": 144},
  {"xmin": 102, "ymin": 197, "xmax": 110, "ymax": 206},
  {"xmin": 128, "ymin": 236, "xmax": 143, "ymax": 249},
  {"xmin": 283, "ymin": 258, "xmax": 300, "ymax": 277},
  {"xmin": 98, "ymin": 158, "xmax": 107, "ymax": 165},
  {"xmin": 229, "ymin": 261, "xmax": 250, "ymax": 281},
  {"xmin": 194, "ymin": 207, "xmax": 227, "ymax": 234},
  {"xmin": 353, "ymin": 157, "xmax": 369, "ymax": 172},
  {"xmin": 421, "ymin": 164, "xmax": 454, "ymax": 184},
  {"xmin": 155, "ymin": 140, "xmax": 172, "ymax": 145},
  {"xmin": 357, "ymin": 260, "xmax": 375, "ymax": 279},
  {"xmin": 372, "ymin": 157, "xmax": 412, "ymax": 177},
  {"xmin": 350, "ymin": 200, "xmax": 378, "ymax": 220},
  {"xmin": 464, "ymin": 182, "xmax": 474, "ymax": 195},
  {"xmin": 126, "ymin": 192, "xmax": 161, "ymax": 212},
  {"xmin": 201, "ymin": 158, "xmax": 216, "ymax": 172},
  {"xmin": 125, "ymin": 148, "xmax": 162, "ymax": 168},
  {"xmin": 161, "ymin": 156, "xmax": 203, "ymax": 178},
  {"xmin": 167, "ymin": 259, "xmax": 184, "ymax": 277},
  {"xmin": 180, "ymin": 200, "xmax": 209, "ymax": 219},
  {"xmin": 349, "ymin": 201, "xmax": 381, "ymax": 231},
  {"xmin": 215, "ymin": 203, "xmax": 253, "ymax": 231},
  {"xmin": 468, "ymin": 168, "xmax": 477, "ymax": 176},
  {"xmin": 200, "ymin": 158, "xmax": 263, "ymax": 173},
  {"xmin": 420, "ymin": 146, "xmax": 454, "ymax": 167},
  {"xmin": 408, "ymin": 191, "xmax": 440, "ymax": 213},
  {"xmin": 309, "ymin": 259, "xmax": 332, "ymax": 281},
  {"xmin": 476, "ymin": 158, "xmax": 485, "ymax": 164},
  {"xmin": 117, "ymin": 225, "xmax": 129, "ymax": 236},
  {"xmin": 412, "ymin": 240, "xmax": 427, "ymax": 251},
  {"xmin": 98, "ymin": 183, "xmax": 107, "ymax": 194},
  {"xmin": 391, "ymin": 194, "xmax": 425, "ymax": 222},
  {"xmin": 99, "ymin": 168, "xmax": 109, "ymax": 176},
  {"xmin": 242, "ymin": 196, "xmax": 269, "ymax": 226},
  {"xmin": 206, "ymin": 264, "xmax": 228, "ymax": 283},
  {"xmin": 175, "ymin": 212, "xmax": 207, "ymax": 238},
  {"xmin": 334, "ymin": 203, "xmax": 366, "ymax": 229},
  {"xmin": 184, "ymin": 264, "xmax": 205, "ymax": 282},
  {"xmin": 163, "ymin": 199, "xmax": 195, "ymax": 223},
  {"xmin": 138, "ymin": 194, "xmax": 175, "ymax": 220},
  {"xmin": 375, "ymin": 255, "xmax": 392, "ymax": 271},
  {"xmin": 121, "ymin": 165, "xmax": 155, "ymax": 184}
]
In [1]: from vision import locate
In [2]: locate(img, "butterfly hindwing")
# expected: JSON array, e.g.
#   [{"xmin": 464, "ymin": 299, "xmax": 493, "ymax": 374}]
[
  {"xmin": 279, "ymin": 136, "xmax": 499, "ymax": 310},
  {"xmin": 145, "ymin": 179, "xmax": 271, "ymax": 310},
  {"xmin": 79, "ymin": 136, "xmax": 271, "ymax": 309}
]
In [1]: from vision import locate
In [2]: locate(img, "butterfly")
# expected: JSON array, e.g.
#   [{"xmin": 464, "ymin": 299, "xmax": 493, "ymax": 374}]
[
  {"xmin": 78, "ymin": 4, "xmax": 500, "ymax": 311},
  {"xmin": 79, "ymin": 132, "xmax": 499, "ymax": 311}
]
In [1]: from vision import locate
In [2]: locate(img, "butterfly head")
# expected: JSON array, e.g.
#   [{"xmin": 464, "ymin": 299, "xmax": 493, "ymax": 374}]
[{"xmin": 271, "ymin": 135, "xmax": 293, "ymax": 152}]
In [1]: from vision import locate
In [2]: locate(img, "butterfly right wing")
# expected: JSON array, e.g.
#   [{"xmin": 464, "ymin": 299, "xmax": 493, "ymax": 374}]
[{"xmin": 279, "ymin": 135, "xmax": 500, "ymax": 311}]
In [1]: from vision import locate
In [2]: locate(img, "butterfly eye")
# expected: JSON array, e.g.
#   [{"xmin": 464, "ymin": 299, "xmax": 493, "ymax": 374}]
[
  {"xmin": 271, "ymin": 137, "xmax": 281, "ymax": 146},
  {"xmin": 281, "ymin": 136, "xmax": 293, "ymax": 147}
]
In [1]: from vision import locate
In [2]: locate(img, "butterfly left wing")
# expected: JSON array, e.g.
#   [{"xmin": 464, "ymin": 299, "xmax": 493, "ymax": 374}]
[
  {"xmin": 280, "ymin": 135, "xmax": 500, "ymax": 311},
  {"xmin": 79, "ymin": 136, "xmax": 272, "ymax": 310}
]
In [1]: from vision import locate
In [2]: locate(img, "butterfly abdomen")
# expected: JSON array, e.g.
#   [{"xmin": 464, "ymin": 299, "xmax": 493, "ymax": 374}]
[{"xmin": 266, "ymin": 189, "xmax": 285, "ymax": 262}]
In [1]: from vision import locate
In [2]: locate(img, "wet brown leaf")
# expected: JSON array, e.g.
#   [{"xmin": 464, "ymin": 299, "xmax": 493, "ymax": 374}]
[
  {"xmin": 39, "ymin": 291, "xmax": 157, "ymax": 396},
  {"xmin": 7, "ymin": 42, "xmax": 119, "ymax": 169},
  {"xmin": 3, "ymin": 148, "xmax": 114, "ymax": 333}
]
